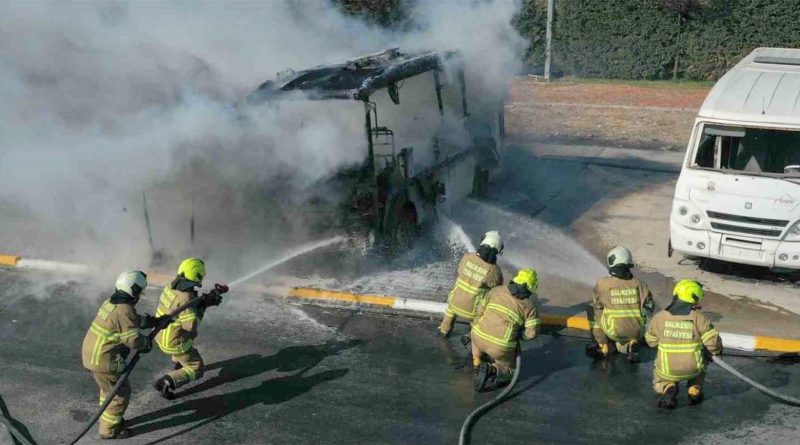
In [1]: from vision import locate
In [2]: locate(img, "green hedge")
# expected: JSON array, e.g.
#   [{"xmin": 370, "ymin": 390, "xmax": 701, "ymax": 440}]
[{"xmin": 518, "ymin": 0, "xmax": 800, "ymax": 80}]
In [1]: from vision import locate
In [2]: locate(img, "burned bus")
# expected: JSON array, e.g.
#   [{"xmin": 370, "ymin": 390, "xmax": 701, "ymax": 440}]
[{"xmin": 245, "ymin": 48, "xmax": 505, "ymax": 248}]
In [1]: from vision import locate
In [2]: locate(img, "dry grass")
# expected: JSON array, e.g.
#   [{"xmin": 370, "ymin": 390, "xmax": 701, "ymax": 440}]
[{"xmin": 506, "ymin": 77, "xmax": 711, "ymax": 149}]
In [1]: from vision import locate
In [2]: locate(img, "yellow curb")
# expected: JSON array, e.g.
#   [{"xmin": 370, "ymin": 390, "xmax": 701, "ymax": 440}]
[
  {"xmin": 289, "ymin": 287, "xmax": 396, "ymax": 308},
  {"xmin": 541, "ymin": 314, "xmax": 591, "ymax": 331},
  {"xmin": 754, "ymin": 336, "xmax": 800, "ymax": 353},
  {"xmin": 0, "ymin": 254, "xmax": 21, "ymax": 267}
]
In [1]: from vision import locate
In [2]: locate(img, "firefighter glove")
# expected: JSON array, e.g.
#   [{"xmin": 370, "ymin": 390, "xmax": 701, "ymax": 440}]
[
  {"xmin": 202, "ymin": 290, "xmax": 223, "ymax": 307},
  {"xmin": 138, "ymin": 337, "xmax": 153, "ymax": 354},
  {"xmin": 155, "ymin": 315, "xmax": 173, "ymax": 331},
  {"xmin": 140, "ymin": 314, "xmax": 158, "ymax": 329}
]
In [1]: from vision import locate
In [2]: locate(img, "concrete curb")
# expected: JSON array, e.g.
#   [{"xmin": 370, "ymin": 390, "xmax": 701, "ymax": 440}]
[
  {"xmin": 3, "ymin": 253, "xmax": 798, "ymax": 353},
  {"xmin": 287, "ymin": 287, "xmax": 800, "ymax": 354},
  {"xmin": 0, "ymin": 252, "xmax": 175, "ymax": 286}
]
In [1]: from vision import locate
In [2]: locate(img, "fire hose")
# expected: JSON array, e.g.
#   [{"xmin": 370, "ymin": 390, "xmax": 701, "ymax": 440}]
[
  {"xmin": 0, "ymin": 415, "xmax": 35, "ymax": 445},
  {"xmin": 711, "ymin": 355, "xmax": 800, "ymax": 406},
  {"xmin": 458, "ymin": 344, "xmax": 522, "ymax": 445},
  {"xmin": 66, "ymin": 283, "xmax": 229, "ymax": 445}
]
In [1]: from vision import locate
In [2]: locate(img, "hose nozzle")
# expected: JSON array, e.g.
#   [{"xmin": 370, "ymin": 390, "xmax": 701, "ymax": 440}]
[{"xmin": 215, "ymin": 283, "xmax": 230, "ymax": 294}]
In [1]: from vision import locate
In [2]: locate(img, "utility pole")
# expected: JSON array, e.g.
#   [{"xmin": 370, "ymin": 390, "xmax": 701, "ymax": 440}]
[{"xmin": 544, "ymin": 0, "xmax": 554, "ymax": 81}]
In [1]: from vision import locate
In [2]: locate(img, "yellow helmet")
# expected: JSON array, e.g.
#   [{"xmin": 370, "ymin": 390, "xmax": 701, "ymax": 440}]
[
  {"xmin": 512, "ymin": 268, "xmax": 538, "ymax": 293},
  {"xmin": 177, "ymin": 257, "xmax": 206, "ymax": 283},
  {"xmin": 673, "ymin": 279, "xmax": 703, "ymax": 304}
]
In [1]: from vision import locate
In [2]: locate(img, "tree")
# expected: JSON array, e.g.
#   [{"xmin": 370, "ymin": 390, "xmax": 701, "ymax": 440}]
[
  {"xmin": 661, "ymin": 0, "xmax": 708, "ymax": 79},
  {"xmin": 335, "ymin": 0, "xmax": 410, "ymax": 28}
]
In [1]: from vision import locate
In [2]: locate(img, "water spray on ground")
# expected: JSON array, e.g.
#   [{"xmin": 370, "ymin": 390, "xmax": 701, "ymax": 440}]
[{"xmin": 440, "ymin": 215, "xmax": 476, "ymax": 252}]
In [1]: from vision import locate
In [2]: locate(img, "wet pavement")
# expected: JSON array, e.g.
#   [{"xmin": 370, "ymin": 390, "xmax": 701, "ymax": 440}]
[{"xmin": 1, "ymin": 271, "xmax": 798, "ymax": 444}]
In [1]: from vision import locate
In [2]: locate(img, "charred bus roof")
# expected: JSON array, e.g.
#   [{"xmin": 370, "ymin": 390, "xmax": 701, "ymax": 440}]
[{"xmin": 246, "ymin": 48, "xmax": 458, "ymax": 103}]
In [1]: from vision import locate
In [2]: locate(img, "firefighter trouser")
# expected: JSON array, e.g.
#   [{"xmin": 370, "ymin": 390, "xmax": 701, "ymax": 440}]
[
  {"xmin": 92, "ymin": 371, "xmax": 130, "ymax": 437},
  {"xmin": 470, "ymin": 333, "xmax": 517, "ymax": 384},
  {"xmin": 588, "ymin": 307, "xmax": 638, "ymax": 354},
  {"xmin": 166, "ymin": 347, "xmax": 204, "ymax": 388},
  {"xmin": 438, "ymin": 313, "xmax": 474, "ymax": 336},
  {"xmin": 652, "ymin": 370, "xmax": 705, "ymax": 395}
]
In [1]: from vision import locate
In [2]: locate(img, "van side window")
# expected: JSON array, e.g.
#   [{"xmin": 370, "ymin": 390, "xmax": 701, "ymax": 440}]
[
  {"xmin": 694, "ymin": 134, "xmax": 715, "ymax": 168},
  {"xmin": 719, "ymin": 136, "xmax": 743, "ymax": 170}
]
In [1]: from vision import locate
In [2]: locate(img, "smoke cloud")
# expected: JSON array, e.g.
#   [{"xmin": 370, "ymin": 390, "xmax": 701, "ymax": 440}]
[{"xmin": 0, "ymin": 1, "xmax": 525, "ymax": 282}]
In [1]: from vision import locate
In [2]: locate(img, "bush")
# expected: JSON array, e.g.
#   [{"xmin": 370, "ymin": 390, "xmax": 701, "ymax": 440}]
[{"xmin": 517, "ymin": 0, "xmax": 800, "ymax": 80}]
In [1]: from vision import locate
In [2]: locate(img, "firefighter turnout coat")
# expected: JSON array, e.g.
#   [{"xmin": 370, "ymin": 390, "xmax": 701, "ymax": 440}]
[
  {"xmin": 592, "ymin": 276, "xmax": 653, "ymax": 344},
  {"xmin": 82, "ymin": 299, "xmax": 148, "ymax": 374},
  {"xmin": 445, "ymin": 252, "xmax": 503, "ymax": 322},
  {"xmin": 473, "ymin": 285, "xmax": 540, "ymax": 350},
  {"xmin": 645, "ymin": 307, "xmax": 722, "ymax": 382},
  {"xmin": 154, "ymin": 287, "xmax": 200, "ymax": 356}
]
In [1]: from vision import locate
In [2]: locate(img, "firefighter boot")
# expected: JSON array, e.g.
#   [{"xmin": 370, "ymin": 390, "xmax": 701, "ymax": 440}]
[
  {"xmin": 474, "ymin": 363, "xmax": 497, "ymax": 392},
  {"xmin": 153, "ymin": 375, "xmax": 176, "ymax": 400},
  {"xmin": 100, "ymin": 422, "xmax": 133, "ymax": 440},
  {"xmin": 688, "ymin": 384, "xmax": 704, "ymax": 405},
  {"xmin": 585, "ymin": 343, "xmax": 609, "ymax": 360},
  {"xmin": 627, "ymin": 340, "xmax": 640, "ymax": 363},
  {"xmin": 100, "ymin": 428, "xmax": 133, "ymax": 440},
  {"xmin": 658, "ymin": 383, "xmax": 678, "ymax": 409}
]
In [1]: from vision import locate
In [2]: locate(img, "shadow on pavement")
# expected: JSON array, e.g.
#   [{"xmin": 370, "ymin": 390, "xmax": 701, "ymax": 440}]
[
  {"xmin": 0, "ymin": 395, "xmax": 37, "ymax": 445},
  {"xmin": 130, "ymin": 364, "xmax": 349, "ymax": 442},
  {"xmin": 698, "ymin": 257, "xmax": 800, "ymax": 285},
  {"xmin": 169, "ymin": 338, "xmax": 362, "ymax": 399}
]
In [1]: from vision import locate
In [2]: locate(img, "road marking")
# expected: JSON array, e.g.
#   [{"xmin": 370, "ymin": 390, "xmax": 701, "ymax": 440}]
[
  {"xmin": 754, "ymin": 335, "xmax": 800, "ymax": 353},
  {"xmin": 0, "ymin": 254, "xmax": 20, "ymax": 267},
  {"xmin": 289, "ymin": 287, "xmax": 396, "ymax": 307},
  {"xmin": 286, "ymin": 287, "xmax": 800, "ymax": 353},
  {"xmin": 2, "ymin": 253, "xmax": 798, "ymax": 354}
]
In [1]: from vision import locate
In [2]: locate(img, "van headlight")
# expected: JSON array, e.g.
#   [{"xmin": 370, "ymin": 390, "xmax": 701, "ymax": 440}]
[
  {"xmin": 784, "ymin": 221, "xmax": 800, "ymax": 241},
  {"xmin": 673, "ymin": 201, "xmax": 704, "ymax": 228}
]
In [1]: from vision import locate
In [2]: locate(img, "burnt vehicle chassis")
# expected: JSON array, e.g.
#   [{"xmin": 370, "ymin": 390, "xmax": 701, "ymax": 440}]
[{"xmin": 247, "ymin": 48, "xmax": 503, "ymax": 247}]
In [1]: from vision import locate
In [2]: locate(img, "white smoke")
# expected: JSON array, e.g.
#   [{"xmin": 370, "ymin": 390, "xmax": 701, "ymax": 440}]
[{"xmin": 0, "ymin": 1, "xmax": 525, "ymax": 279}]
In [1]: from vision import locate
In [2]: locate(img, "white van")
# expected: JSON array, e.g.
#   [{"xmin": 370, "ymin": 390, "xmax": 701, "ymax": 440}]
[{"xmin": 670, "ymin": 48, "xmax": 800, "ymax": 270}]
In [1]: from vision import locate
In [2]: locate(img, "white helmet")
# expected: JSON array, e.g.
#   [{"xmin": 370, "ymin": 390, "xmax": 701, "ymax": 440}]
[
  {"xmin": 115, "ymin": 271, "xmax": 148, "ymax": 298},
  {"xmin": 480, "ymin": 230, "xmax": 503, "ymax": 253},
  {"xmin": 607, "ymin": 246, "xmax": 633, "ymax": 268}
]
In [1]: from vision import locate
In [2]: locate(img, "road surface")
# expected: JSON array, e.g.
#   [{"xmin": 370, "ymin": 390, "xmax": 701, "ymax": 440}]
[{"xmin": 1, "ymin": 271, "xmax": 798, "ymax": 445}]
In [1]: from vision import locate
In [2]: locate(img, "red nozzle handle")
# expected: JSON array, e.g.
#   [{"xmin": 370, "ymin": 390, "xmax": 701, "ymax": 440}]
[{"xmin": 215, "ymin": 283, "xmax": 230, "ymax": 294}]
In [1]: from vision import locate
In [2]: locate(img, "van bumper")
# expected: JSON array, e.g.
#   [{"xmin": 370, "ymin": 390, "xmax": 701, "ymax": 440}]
[{"xmin": 670, "ymin": 223, "xmax": 800, "ymax": 269}]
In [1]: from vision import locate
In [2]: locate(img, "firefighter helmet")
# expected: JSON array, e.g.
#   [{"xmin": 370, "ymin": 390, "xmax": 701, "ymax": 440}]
[
  {"xmin": 512, "ymin": 268, "xmax": 538, "ymax": 293},
  {"xmin": 177, "ymin": 258, "xmax": 206, "ymax": 283},
  {"xmin": 673, "ymin": 279, "xmax": 704, "ymax": 304},
  {"xmin": 480, "ymin": 231, "xmax": 503, "ymax": 253},
  {"xmin": 115, "ymin": 271, "xmax": 148, "ymax": 298}
]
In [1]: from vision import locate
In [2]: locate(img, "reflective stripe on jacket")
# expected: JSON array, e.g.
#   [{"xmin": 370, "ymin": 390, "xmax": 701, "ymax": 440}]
[
  {"xmin": 81, "ymin": 299, "xmax": 147, "ymax": 373},
  {"xmin": 445, "ymin": 252, "xmax": 503, "ymax": 321},
  {"xmin": 472, "ymin": 285, "xmax": 539, "ymax": 350},
  {"xmin": 154, "ymin": 287, "xmax": 199, "ymax": 355},
  {"xmin": 645, "ymin": 309, "xmax": 722, "ymax": 381}
]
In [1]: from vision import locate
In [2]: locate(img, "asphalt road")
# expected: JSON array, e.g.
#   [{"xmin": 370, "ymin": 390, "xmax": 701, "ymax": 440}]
[{"xmin": 1, "ymin": 270, "xmax": 799, "ymax": 445}]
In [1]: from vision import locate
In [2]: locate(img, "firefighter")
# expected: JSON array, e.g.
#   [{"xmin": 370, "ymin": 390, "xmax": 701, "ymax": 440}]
[
  {"xmin": 586, "ymin": 246, "xmax": 654, "ymax": 362},
  {"xmin": 152, "ymin": 258, "xmax": 224, "ymax": 399},
  {"xmin": 437, "ymin": 231, "xmax": 504, "ymax": 338},
  {"xmin": 645, "ymin": 279, "xmax": 722, "ymax": 409},
  {"xmin": 471, "ymin": 268, "xmax": 540, "ymax": 392},
  {"xmin": 81, "ymin": 271, "xmax": 157, "ymax": 439}
]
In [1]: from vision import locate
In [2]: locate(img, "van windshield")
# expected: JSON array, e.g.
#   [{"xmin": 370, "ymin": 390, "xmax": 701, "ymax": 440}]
[{"xmin": 693, "ymin": 124, "xmax": 800, "ymax": 176}]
